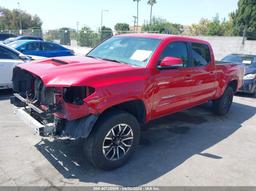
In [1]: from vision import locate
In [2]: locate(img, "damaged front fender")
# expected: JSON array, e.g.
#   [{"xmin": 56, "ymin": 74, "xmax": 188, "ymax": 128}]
[{"xmin": 59, "ymin": 115, "xmax": 98, "ymax": 139}]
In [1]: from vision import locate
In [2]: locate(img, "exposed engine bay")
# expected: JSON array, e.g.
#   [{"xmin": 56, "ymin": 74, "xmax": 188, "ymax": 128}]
[{"xmin": 10, "ymin": 67, "xmax": 98, "ymax": 139}]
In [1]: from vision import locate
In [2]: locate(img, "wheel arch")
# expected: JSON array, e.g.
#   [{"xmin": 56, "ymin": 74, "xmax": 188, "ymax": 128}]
[
  {"xmin": 99, "ymin": 99, "xmax": 147, "ymax": 125},
  {"xmin": 228, "ymin": 80, "xmax": 238, "ymax": 93}
]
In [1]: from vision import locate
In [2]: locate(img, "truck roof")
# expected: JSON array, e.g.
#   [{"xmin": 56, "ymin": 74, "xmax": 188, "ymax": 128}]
[{"xmin": 117, "ymin": 33, "xmax": 210, "ymax": 45}]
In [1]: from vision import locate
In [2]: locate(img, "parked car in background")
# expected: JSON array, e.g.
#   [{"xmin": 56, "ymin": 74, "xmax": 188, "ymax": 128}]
[
  {"xmin": 222, "ymin": 54, "xmax": 256, "ymax": 96},
  {"xmin": 0, "ymin": 33, "xmax": 16, "ymax": 43},
  {"xmin": 8, "ymin": 40, "xmax": 74, "ymax": 57},
  {"xmin": 11, "ymin": 34, "xmax": 244, "ymax": 170},
  {"xmin": 247, "ymin": 32, "xmax": 256, "ymax": 40},
  {"xmin": 3, "ymin": 35, "xmax": 43, "ymax": 44},
  {"xmin": 0, "ymin": 44, "xmax": 45, "ymax": 89}
]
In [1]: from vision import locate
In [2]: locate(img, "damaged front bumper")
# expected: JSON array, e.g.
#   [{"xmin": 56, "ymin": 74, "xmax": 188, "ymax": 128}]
[
  {"xmin": 10, "ymin": 90, "xmax": 98, "ymax": 139},
  {"xmin": 10, "ymin": 66, "xmax": 99, "ymax": 139}
]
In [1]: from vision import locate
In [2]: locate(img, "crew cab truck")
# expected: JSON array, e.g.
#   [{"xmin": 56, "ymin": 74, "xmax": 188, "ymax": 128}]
[{"xmin": 10, "ymin": 34, "xmax": 244, "ymax": 170}]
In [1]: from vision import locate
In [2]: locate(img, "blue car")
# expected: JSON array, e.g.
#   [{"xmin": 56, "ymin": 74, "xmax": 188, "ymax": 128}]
[
  {"xmin": 222, "ymin": 54, "xmax": 256, "ymax": 96},
  {"xmin": 3, "ymin": 35, "xmax": 43, "ymax": 44},
  {"xmin": 8, "ymin": 40, "xmax": 74, "ymax": 57}
]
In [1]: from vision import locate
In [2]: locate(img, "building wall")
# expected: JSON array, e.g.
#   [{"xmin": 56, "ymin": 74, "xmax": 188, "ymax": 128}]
[{"xmin": 194, "ymin": 36, "xmax": 256, "ymax": 60}]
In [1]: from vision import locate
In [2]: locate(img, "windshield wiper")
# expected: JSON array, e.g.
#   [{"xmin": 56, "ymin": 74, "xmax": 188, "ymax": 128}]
[
  {"xmin": 87, "ymin": 56, "xmax": 129, "ymax": 65},
  {"xmin": 99, "ymin": 57, "xmax": 129, "ymax": 65},
  {"xmin": 100, "ymin": 58, "xmax": 121, "ymax": 63},
  {"xmin": 86, "ymin": 55, "xmax": 97, "ymax": 59}
]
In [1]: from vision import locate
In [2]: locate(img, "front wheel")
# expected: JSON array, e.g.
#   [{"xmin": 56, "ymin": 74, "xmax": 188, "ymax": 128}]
[
  {"xmin": 83, "ymin": 110, "xmax": 140, "ymax": 170},
  {"xmin": 212, "ymin": 86, "xmax": 234, "ymax": 116}
]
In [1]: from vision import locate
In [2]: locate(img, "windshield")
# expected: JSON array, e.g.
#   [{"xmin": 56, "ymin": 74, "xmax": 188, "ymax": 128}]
[
  {"xmin": 87, "ymin": 36, "xmax": 161, "ymax": 67},
  {"xmin": 221, "ymin": 55, "xmax": 242, "ymax": 64}
]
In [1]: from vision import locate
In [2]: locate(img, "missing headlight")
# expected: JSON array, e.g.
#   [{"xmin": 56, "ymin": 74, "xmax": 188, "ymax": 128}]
[{"xmin": 63, "ymin": 86, "xmax": 95, "ymax": 105}]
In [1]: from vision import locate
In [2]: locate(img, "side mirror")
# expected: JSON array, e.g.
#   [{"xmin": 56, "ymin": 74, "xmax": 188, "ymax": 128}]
[
  {"xmin": 18, "ymin": 47, "xmax": 26, "ymax": 53},
  {"xmin": 158, "ymin": 57, "xmax": 183, "ymax": 69},
  {"xmin": 19, "ymin": 54, "xmax": 29, "ymax": 61}
]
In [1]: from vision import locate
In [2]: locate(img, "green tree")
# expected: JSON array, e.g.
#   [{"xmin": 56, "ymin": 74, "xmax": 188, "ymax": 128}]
[
  {"xmin": 232, "ymin": 0, "xmax": 256, "ymax": 36},
  {"xmin": 207, "ymin": 15, "xmax": 224, "ymax": 36},
  {"xmin": 189, "ymin": 19, "xmax": 210, "ymax": 36},
  {"xmin": 189, "ymin": 15, "xmax": 234, "ymax": 36},
  {"xmin": 78, "ymin": 26, "xmax": 100, "ymax": 47},
  {"xmin": 221, "ymin": 17, "xmax": 234, "ymax": 36},
  {"xmin": 142, "ymin": 17, "xmax": 184, "ymax": 34},
  {"xmin": 147, "ymin": 0, "xmax": 157, "ymax": 24},
  {"xmin": 101, "ymin": 26, "xmax": 113, "ymax": 41},
  {"xmin": 0, "ymin": 7, "xmax": 42, "ymax": 31},
  {"xmin": 114, "ymin": 23, "xmax": 130, "ymax": 34}
]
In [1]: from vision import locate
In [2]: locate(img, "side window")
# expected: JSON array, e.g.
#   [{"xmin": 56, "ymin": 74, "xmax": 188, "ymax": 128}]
[
  {"xmin": 42, "ymin": 43, "xmax": 60, "ymax": 51},
  {"xmin": 159, "ymin": 42, "xmax": 189, "ymax": 67},
  {"xmin": 26, "ymin": 42, "xmax": 41, "ymax": 51},
  {"xmin": 191, "ymin": 43, "xmax": 211, "ymax": 67},
  {"xmin": 0, "ymin": 47, "xmax": 19, "ymax": 60}
]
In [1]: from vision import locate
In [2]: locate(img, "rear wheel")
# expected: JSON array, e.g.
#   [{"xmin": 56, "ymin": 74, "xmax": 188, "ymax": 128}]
[
  {"xmin": 213, "ymin": 86, "xmax": 234, "ymax": 116},
  {"xmin": 84, "ymin": 110, "xmax": 140, "ymax": 170}
]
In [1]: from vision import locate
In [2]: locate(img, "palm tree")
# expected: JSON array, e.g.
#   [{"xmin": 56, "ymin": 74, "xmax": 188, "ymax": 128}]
[
  {"xmin": 147, "ymin": 0, "xmax": 156, "ymax": 24},
  {"xmin": 133, "ymin": 0, "xmax": 141, "ymax": 31}
]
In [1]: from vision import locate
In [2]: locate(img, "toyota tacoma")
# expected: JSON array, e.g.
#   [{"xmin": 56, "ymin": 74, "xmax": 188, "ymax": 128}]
[{"xmin": 10, "ymin": 34, "xmax": 244, "ymax": 170}]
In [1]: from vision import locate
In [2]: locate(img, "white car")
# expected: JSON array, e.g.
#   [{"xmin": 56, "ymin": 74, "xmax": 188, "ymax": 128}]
[{"xmin": 0, "ymin": 44, "xmax": 44, "ymax": 89}]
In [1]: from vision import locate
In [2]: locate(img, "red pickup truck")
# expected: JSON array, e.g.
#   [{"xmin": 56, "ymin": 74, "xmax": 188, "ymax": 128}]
[{"xmin": 11, "ymin": 34, "xmax": 244, "ymax": 170}]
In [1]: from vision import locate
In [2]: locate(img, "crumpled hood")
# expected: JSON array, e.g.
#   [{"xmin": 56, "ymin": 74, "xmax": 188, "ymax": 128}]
[{"xmin": 18, "ymin": 56, "xmax": 148, "ymax": 87}]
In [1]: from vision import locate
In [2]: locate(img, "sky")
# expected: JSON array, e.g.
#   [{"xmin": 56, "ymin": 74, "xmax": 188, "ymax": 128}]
[{"xmin": 0, "ymin": 0, "xmax": 238, "ymax": 31}]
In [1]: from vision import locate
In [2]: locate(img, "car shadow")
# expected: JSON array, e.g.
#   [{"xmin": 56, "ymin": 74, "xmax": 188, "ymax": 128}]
[
  {"xmin": 0, "ymin": 89, "xmax": 13, "ymax": 101},
  {"xmin": 35, "ymin": 101, "xmax": 255, "ymax": 186}
]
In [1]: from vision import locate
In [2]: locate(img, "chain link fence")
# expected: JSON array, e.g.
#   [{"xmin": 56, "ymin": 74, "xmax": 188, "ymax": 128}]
[
  {"xmin": 0, "ymin": 28, "xmax": 43, "ymax": 38},
  {"xmin": 0, "ymin": 28, "xmax": 168, "ymax": 48}
]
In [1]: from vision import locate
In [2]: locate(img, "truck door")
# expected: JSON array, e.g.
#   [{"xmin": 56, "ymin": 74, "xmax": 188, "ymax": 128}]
[
  {"xmin": 189, "ymin": 42, "xmax": 216, "ymax": 105},
  {"xmin": 152, "ymin": 41, "xmax": 195, "ymax": 119}
]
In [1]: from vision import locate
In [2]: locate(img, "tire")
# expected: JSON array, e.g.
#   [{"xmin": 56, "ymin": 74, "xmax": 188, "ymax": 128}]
[
  {"xmin": 83, "ymin": 110, "xmax": 140, "ymax": 170},
  {"xmin": 212, "ymin": 86, "xmax": 234, "ymax": 116},
  {"xmin": 251, "ymin": 88, "xmax": 256, "ymax": 98}
]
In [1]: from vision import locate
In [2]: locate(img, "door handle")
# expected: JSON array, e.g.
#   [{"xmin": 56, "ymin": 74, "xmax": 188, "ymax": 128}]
[{"xmin": 184, "ymin": 75, "xmax": 192, "ymax": 80}]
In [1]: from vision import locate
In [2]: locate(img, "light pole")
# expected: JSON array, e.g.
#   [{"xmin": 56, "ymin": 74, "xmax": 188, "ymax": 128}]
[
  {"xmin": 133, "ymin": 0, "xmax": 141, "ymax": 32},
  {"xmin": 76, "ymin": 21, "xmax": 79, "ymax": 43},
  {"xmin": 132, "ymin": 16, "xmax": 137, "ymax": 32},
  {"xmin": 100, "ymin": 9, "xmax": 109, "ymax": 32},
  {"xmin": 76, "ymin": 21, "xmax": 79, "ymax": 33},
  {"xmin": 17, "ymin": 2, "xmax": 22, "ymax": 34}
]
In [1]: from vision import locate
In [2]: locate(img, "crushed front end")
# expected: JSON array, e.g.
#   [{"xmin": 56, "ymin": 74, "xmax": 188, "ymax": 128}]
[{"xmin": 10, "ymin": 67, "xmax": 98, "ymax": 139}]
